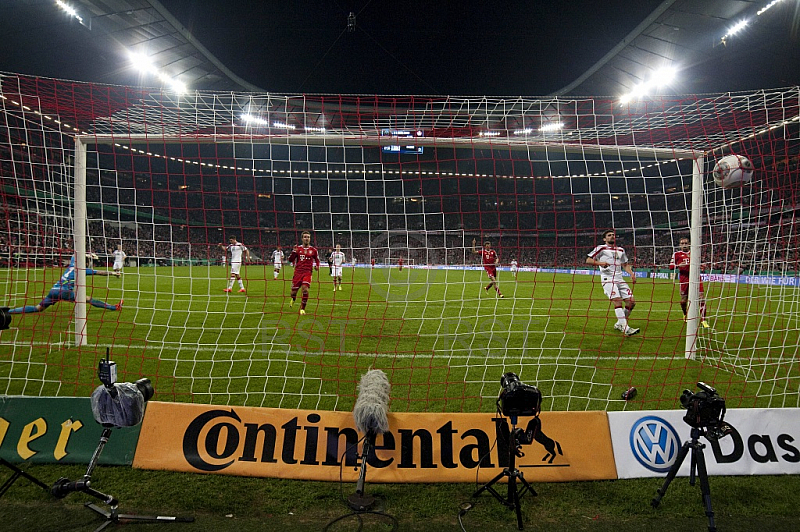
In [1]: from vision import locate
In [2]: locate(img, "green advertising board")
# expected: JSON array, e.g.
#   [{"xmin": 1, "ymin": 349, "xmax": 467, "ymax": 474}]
[{"xmin": 0, "ymin": 397, "xmax": 141, "ymax": 465}]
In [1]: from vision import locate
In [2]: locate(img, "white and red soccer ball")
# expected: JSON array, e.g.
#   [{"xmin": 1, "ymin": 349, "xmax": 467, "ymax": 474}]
[{"xmin": 712, "ymin": 154, "xmax": 754, "ymax": 188}]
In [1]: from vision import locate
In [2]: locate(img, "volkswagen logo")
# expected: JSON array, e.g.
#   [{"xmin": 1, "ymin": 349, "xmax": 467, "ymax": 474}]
[{"xmin": 629, "ymin": 416, "xmax": 682, "ymax": 473}]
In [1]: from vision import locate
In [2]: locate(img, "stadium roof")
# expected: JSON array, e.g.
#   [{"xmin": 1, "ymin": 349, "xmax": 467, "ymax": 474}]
[{"xmin": 0, "ymin": 1, "xmax": 797, "ymax": 97}]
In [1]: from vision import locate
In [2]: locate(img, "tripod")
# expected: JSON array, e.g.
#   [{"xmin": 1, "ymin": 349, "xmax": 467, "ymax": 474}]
[
  {"xmin": 0, "ymin": 458, "xmax": 49, "ymax": 497},
  {"xmin": 51, "ymin": 426, "xmax": 194, "ymax": 532},
  {"xmin": 651, "ymin": 426, "xmax": 717, "ymax": 532},
  {"xmin": 473, "ymin": 416, "xmax": 537, "ymax": 531},
  {"xmin": 323, "ymin": 434, "xmax": 398, "ymax": 531}
]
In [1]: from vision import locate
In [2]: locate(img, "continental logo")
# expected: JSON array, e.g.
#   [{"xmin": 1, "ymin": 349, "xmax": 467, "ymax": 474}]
[
  {"xmin": 134, "ymin": 403, "xmax": 617, "ymax": 482},
  {"xmin": 181, "ymin": 408, "xmax": 558, "ymax": 472}
]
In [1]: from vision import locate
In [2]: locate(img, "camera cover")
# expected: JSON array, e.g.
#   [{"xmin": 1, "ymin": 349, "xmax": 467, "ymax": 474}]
[{"xmin": 90, "ymin": 382, "xmax": 147, "ymax": 427}]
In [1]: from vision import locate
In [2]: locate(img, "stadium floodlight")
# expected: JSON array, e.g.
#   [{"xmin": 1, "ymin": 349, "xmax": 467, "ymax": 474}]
[
  {"xmin": 157, "ymin": 74, "xmax": 186, "ymax": 95},
  {"xmin": 128, "ymin": 52, "xmax": 187, "ymax": 95},
  {"xmin": 653, "ymin": 66, "xmax": 677, "ymax": 86},
  {"xmin": 619, "ymin": 66, "xmax": 677, "ymax": 104},
  {"xmin": 758, "ymin": 0, "xmax": 784, "ymax": 16},
  {"xmin": 241, "ymin": 113, "xmax": 269, "ymax": 126},
  {"xmin": 128, "ymin": 52, "xmax": 157, "ymax": 75},
  {"xmin": 539, "ymin": 122, "xmax": 563, "ymax": 132},
  {"xmin": 272, "ymin": 121, "xmax": 296, "ymax": 130},
  {"xmin": 55, "ymin": 0, "xmax": 88, "ymax": 27},
  {"xmin": 723, "ymin": 20, "xmax": 749, "ymax": 40}
]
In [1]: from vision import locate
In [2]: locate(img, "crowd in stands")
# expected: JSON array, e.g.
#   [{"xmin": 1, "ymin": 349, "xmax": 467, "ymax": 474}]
[{"xmin": 2, "ymin": 214, "xmax": 796, "ymax": 275}]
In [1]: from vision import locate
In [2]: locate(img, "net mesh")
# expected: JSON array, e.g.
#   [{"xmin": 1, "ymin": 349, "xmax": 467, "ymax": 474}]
[{"xmin": 1, "ymin": 73, "xmax": 798, "ymax": 412}]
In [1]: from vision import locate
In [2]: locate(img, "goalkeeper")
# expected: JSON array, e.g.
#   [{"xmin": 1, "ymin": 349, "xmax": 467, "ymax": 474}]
[{"xmin": 8, "ymin": 254, "xmax": 122, "ymax": 314}]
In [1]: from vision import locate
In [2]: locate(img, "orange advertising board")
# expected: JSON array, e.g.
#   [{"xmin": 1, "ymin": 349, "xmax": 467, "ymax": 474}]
[{"xmin": 134, "ymin": 402, "xmax": 616, "ymax": 482}]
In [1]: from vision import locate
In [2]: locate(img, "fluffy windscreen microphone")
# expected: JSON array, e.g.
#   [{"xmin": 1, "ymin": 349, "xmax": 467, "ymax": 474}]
[
  {"xmin": 90, "ymin": 383, "xmax": 146, "ymax": 427},
  {"xmin": 353, "ymin": 369, "xmax": 391, "ymax": 436}
]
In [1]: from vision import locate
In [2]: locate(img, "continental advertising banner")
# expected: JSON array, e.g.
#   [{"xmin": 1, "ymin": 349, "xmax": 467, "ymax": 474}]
[
  {"xmin": 0, "ymin": 397, "xmax": 141, "ymax": 465},
  {"xmin": 609, "ymin": 408, "xmax": 800, "ymax": 479},
  {"xmin": 133, "ymin": 402, "xmax": 616, "ymax": 482}
]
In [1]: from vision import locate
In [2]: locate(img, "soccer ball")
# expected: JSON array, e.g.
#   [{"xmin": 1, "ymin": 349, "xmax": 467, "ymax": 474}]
[{"xmin": 712, "ymin": 154, "xmax": 754, "ymax": 188}]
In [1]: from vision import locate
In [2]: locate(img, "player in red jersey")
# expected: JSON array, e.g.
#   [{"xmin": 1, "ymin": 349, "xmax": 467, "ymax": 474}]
[
  {"xmin": 669, "ymin": 236, "xmax": 709, "ymax": 328},
  {"xmin": 398, "ymin": 257, "xmax": 404, "ymax": 271},
  {"xmin": 287, "ymin": 231, "xmax": 320, "ymax": 315},
  {"xmin": 472, "ymin": 238, "xmax": 503, "ymax": 298}
]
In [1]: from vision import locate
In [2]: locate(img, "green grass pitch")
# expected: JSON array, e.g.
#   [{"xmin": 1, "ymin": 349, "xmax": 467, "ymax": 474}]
[{"xmin": 1, "ymin": 265, "xmax": 797, "ymax": 412}]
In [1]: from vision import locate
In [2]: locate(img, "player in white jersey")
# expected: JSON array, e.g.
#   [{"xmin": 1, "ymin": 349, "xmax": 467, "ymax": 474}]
[
  {"xmin": 586, "ymin": 230, "xmax": 639, "ymax": 337},
  {"xmin": 510, "ymin": 258, "xmax": 518, "ymax": 279},
  {"xmin": 219, "ymin": 236, "xmax": 250, "ymax": 293},
  {"xmin": 271, "ymin": 247, "xmax": 284, "ymax": 280},
  {"xmin": 330, "ymin": 244, "xmax": 346, "ymax": 291},
  {"xmin": 112, "ymin": 245, "xmax": 127, "ymax": 273}
]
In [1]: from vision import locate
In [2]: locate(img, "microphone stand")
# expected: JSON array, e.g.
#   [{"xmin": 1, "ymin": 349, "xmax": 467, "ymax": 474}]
[
  {"xmin": 324, "ymin": 432, "xmax": 398, "ymax": 532},
  {"xmin": 349, "ymin": 432, "xmax": 375, "ymax": 511},
  {"xmin": 51, "ymin": 424, "xmax": 194, "ymax": 531}
]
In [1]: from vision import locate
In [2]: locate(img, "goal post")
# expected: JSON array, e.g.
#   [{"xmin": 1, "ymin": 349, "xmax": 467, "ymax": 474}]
[
  {"xmin": 74, "ymin": 137, "xmax": 88, "ymax": 346},
  {"xmin": 686, "ymin": 155, "xmax": 704, "ymax": 360}
]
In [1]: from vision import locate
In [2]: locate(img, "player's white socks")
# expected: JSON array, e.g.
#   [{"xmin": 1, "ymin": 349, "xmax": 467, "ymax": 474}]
[
  {"xmin": 624, "ymin": 308, "xmax": 631, "ymax": 318},
  {"xmin": 615, "ymin": 307, "xmax": 627, "ymax": 327},
  {"xmin": 227, "ymin": 279, "xmax": 234, "ymax": 289},
  {"xmin": 274, "ymin": 271, "xmax": 279, "ymax": 279},
  {"xmin": 238, "ymin": 279, "xmax": 245, "ymax": 289}
]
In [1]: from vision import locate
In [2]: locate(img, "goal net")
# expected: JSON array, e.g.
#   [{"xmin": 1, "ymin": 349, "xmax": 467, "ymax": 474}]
[{"xmin": 1, "ymin": 73, "xmax": 798, "ymax": 412}]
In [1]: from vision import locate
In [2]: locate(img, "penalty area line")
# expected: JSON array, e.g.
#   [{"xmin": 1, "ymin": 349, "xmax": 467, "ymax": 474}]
[{"xmin": 0, "ymin": 340, "xmax": 664, "ymax": 362}]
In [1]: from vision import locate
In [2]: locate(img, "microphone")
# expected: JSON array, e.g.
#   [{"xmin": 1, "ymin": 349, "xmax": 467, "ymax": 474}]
[
  {"xmin": 349, "ymin": 369, "xmax": 391, "ymax": 511},
  {"xmin": 353, "ymin": 369, "xmax": 391, "ymax": 436}
]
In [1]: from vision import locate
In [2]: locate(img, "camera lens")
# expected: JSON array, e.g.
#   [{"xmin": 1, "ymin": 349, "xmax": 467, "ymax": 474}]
[
  {"xmin": 679, "ymin": 389, "xmax": 693, "ymax": 407},
  {"xmin": 135, "ymin": 378, "xmax": 154, "ymax": 402},
  {"xmin": 0, "ymin": 307, "xmax": 11, "ymax": 331},
  {"xmin": 501, "ymin": 372, "xmax": 520, "ymax": 389}
]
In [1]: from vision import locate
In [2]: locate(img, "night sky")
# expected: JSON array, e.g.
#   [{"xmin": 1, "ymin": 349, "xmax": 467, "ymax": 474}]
[
  {"xmin": 157, "ymin": 0, "xmax": 664, "ymax": 95},
  {"xmin": 0, "ymin": 1, "xmax": 797, "ymax": 95}
]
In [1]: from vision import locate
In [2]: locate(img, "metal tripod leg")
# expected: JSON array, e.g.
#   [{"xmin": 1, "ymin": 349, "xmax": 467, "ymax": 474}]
[
  {"xmin": 651, "ymin": 440, "xmax": 691, "ymax": 508},
  {"xmin": 693, "ymin": 444, "xmax": 717, "ymax": 532},
  {"xmin": 0, "ymin": 458, "xmax": 49, "ymax": 497},
  {"xmin": 86, "ymin": 502, "xmax": 195, "ymax": 532},
  {"xmin": 651, "ymin": 433, "xmax": 717, "ymax": 532}
]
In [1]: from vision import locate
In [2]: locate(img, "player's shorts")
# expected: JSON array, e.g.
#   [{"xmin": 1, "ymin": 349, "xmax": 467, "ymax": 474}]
[
  {"xmin": 601, "ymin": 278, "xmax": 633, "ymax": 300},
  {"xmin": 273, "ymin": 262, "xmax": 282, "ymax": 271},
  {"xmin": 331, "ymin": 266, "xmax": 342, "ymax": 277},
  {"xmin": 292, "ymin": 272, "xmax": 313, "ymax": 290},
  {"xmin": 40, "ymin": 288, "xmax": 75, "ymax": 309},
  {"xmin": 113, "ymin": 262, "xmax": 124, "ymax": 270},
  {"xmin": 230, "ymin": 261, "xmax": 242, "ymax": 275},
  {"xmin": 484, "ymin": 266, "xmax": 497, "ymax": 279},
  {"xmin": 510, "ymin": 266, "xmax": 518, "ymax": 273},
  {"xmin": 679, "ymin": 281, "xmax": 705, "ymax": 297}
]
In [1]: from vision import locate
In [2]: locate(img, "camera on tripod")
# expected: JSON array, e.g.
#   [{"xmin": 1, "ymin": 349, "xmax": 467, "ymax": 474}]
[
  {"xmin": 679, "ymin": 382, "xmax": 731, "ymax": 440},
  {"xmin": 92, "ymin": 356, "xmax": 153, "ymax": 428},
  {"xmin": 49, "ymin": 350, "xmax": 192, "ymax": 529},
  {"xmin": 498, "ymin": 372, "xmax": 542, "ymax": 419}
]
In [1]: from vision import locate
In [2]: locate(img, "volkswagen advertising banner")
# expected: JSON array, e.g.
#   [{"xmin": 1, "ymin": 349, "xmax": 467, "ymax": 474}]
[{"xmin": 609, "ymin": 408, "xmax": 800, "ymax": 479}]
